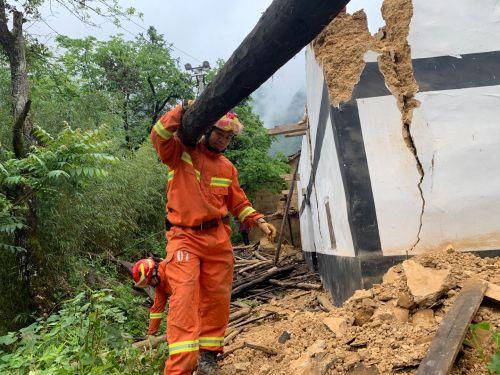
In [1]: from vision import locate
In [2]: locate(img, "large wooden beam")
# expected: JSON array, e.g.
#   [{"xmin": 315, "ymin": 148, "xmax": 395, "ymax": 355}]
[
  {"xmin": 179, "ymin": 0, "xmax": 350, "ymax": 147},
  {"xmin": 416, "ymin": 279, "xmax": 487, "ymax": 375}
]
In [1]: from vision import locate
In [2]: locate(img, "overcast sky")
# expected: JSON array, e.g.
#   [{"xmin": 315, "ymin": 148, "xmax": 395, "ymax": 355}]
[{"xmin": 29, "ymin": 0, "xmax": 384, "ymax": 128}]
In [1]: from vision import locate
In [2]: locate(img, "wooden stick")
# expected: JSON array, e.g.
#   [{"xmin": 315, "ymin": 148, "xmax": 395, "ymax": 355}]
[
  {"xmin": 253, "ymin": 251, "xmax": 269, "ymax": 261},
  {"xmin": 274, "ymin": 159, "xmax": 300, "ymax": 265},
  {"xmin": 230, "ymin": 312, "xmax": 276, "ymax": 330},
  {"xmin": 222, "ymin": 343, "xmax": 245, "ymax": 358},
  {"xmin": 292, "ymin": 291, "xmax": 312, "ymax": 299},
  {"xmin": 229, "ymin": 307, "xmax": 252, "ymax": 322},
  {"xmin": 238, "ymin": 260, "xmax": 272, "ymax": 274},
  {"xmin": 231, "ymin": 264, "xmax": 295, "ymax": 296},
  {"xmin": 224, "ymin": 327, "xmax": 243, "ymax": 346},
  {"xmin": 269, "ymin": 279, "xmax": 322, "ymax": 290},
  {"xmin": 244, "ymin": 341, "xmax": 278, "ymax": 356},
  {"xmin": 416, "ymin": 279, "xmax": 487, "ymax": 375},
  {"xmin": 132, "ymin": 334, "xmax": 166, "ymax": 349}
]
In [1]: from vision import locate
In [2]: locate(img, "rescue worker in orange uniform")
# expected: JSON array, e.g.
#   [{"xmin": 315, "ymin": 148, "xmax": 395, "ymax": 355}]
[
  {"xmin": 150, "ymin": 103, "xmax": 276, "ymax": 374},
  {"xmin": 132, "ymin": 258, "xmax": 172, "ymax": 337}
]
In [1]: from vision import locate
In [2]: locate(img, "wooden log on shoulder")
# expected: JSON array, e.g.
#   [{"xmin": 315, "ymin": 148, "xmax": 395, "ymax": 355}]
[
  {"xmin": 416, "ymin": 279, "xmax": 487, "ymax": 375},
  {"xmin": 179, "ymin": 0, "xmax": 349, "ymax": 146}
]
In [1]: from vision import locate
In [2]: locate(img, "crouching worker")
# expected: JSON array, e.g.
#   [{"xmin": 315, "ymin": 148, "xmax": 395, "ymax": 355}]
[{"xmin": 132, "ymin": 257, "xmax": 172, "ymax": 338}]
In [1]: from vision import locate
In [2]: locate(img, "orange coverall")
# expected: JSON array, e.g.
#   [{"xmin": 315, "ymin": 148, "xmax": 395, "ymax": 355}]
[
  {"xmin": 151, "ymin": 105, "xmax": 263, "ymax": 375},
  {"xmin": 146, "ymin": 260, "xmax": 172, "ymax": 336}
]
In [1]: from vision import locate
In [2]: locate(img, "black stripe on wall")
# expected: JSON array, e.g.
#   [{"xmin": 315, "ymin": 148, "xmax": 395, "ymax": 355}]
[
  {"xmin": 300, "ymin": 82, "xmax": 331, "ymax": 211},
  {"xmin": 352, "ymin": 50, "xmax": 500, "ymax": 99},
  {"xmin": 330, "ymin": 101, "xmax": 381, "ymax": 254}
]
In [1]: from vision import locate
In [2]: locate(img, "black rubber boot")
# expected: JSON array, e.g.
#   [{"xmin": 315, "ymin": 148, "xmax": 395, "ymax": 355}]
[{"xmin": 197, "ymin": 350, "xmax": 221, "ymax": 375}]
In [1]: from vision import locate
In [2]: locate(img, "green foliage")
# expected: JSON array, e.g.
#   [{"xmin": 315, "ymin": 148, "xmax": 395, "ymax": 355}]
[
  {"xmin": 227, "ymin": 98, "xmax": 289, "ymax": 198},
  {"xmin": 488, "ymin": 331, "xmax": 500, "ymax": 373},
  {"xmin": 0, "ymin": 124, "xmax": 116, "ymax": 252},
  {"xmin": 0, "ymin": 290, "xmax": 166, "ymax": 374},
  {"xmin": 54, "ymin": 29, "xmax": 192, "ymax": 147},
  {"xmin": 38, "ymin": 143, "xmax": 166, "ymax": 261},
  {"xmin": 465, "ymin": 322, "xmax": 500, "ymax": 373}
]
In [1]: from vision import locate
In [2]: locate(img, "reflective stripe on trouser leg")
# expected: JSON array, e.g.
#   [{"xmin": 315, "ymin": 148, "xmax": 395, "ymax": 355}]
[
  {"xmin": 164, "ymin": 249, "xmax": 201, "ymax": 375},
  {"xmin": 168, "ymin": 340, "xmax": 199, "ymax": 355},
  {"xmin": 198, "ymin": 247, "xmax": 234, "ymax": 351}
]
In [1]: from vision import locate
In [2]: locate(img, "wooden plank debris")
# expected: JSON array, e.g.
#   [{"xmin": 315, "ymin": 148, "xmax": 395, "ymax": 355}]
[
  {"xmin": 274, "ymin": 159, "xmax": 300, "ymax": 265},
  {"xmin": 416, "ymin": 279, "xmax": 488, "ymax": 375},
  {"xmin": 267, "ymin": 123, "xmax": 308, "ymax": 136},
  {"xmin": 285, "ymin": 131, "xmax": 307, "ymax": 138}
]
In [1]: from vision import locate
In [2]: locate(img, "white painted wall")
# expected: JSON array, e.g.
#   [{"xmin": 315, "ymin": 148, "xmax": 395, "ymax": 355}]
[
  {"xmin": 409, "ymin": 0, "xmax": 500, "ymax": 58},
  {"xmin": 300, "ymin": 49, "xmax": 355, "ymax": 257}
]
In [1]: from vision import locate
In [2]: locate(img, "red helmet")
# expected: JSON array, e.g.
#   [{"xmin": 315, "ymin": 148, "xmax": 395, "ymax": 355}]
[
  {"xmin": 132, "ymin": 258, "xmax": 156, "ymax": 288},
  {"xmin": 214, "ymin": 112, "xmax": 243, "ymax": 135}
]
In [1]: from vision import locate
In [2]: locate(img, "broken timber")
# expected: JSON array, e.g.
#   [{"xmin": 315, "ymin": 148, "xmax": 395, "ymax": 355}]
[
  {"xmin": 274, "ymin": 158, "xmax": 300, "ymax": 265},
  {"xmin": 267, "ymin": 123, "xmax": 308, "ymax": 136},
  {"xmin": 416, "ymin": 279, "xmax": 488, "ymax": 375},
  {"xmin": 179, "ymin": 0, "xmax": 349, "ymax": 146}
]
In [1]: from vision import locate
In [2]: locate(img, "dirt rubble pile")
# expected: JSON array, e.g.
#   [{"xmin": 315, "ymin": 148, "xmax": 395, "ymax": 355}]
[{"xmin": 221, "ymin": 248, "xmax": 499, "ymax": 374}]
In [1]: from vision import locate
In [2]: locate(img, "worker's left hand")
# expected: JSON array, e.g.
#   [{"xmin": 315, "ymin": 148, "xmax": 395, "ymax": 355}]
[{"xmin": 256, "ymin": 218, "xmax": 277, "ymax": 242}]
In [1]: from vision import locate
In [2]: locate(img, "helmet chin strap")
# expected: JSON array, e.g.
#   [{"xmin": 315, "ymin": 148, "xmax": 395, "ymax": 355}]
[{"xmin": 204, "ymin": 128, "xmax": 226, "ymax": 153}]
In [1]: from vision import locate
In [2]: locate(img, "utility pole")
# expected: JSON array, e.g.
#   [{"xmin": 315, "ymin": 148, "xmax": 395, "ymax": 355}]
[{"xmin": 184, "ymin": 61, "xmax": 211, "ymax": 98}]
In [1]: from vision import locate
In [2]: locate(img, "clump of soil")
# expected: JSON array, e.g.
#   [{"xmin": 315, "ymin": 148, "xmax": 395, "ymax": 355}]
[
  {"xmin": 312, "ymin": 11, "xmax": 372, "ymax": 107},
  {"xmin": 221, "ymin": 248, "xmax": 499, "ymax": 374}
]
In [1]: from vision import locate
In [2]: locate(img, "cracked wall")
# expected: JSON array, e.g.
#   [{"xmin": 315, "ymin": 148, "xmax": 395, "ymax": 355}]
[{"xmin": 313, "ymin": 0, "xmax": 425, "ymax": 254}]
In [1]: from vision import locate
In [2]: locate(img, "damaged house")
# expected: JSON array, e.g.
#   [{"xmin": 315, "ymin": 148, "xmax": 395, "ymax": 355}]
[{"xmin": 298, "ymin": 0, "xmax": 500, "ymax": 305}]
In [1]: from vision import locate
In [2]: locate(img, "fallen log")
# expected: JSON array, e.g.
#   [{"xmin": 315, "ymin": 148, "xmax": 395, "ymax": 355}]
[
  {"xmin": 180, "ymin": 0, "xmax": 349, "ymax": 146},
  {"xmin": 416, "ymin": 279, "xmax": 488, "ymax": 375},
  {"xmin": 231, "ymin": 264, "xmax": 295, "ymax": 296}
]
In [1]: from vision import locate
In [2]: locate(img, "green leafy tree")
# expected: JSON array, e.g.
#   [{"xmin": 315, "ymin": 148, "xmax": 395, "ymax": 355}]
[{"xmin": 56, "ymin": 28, "xmax": 193, "ymax": 148}]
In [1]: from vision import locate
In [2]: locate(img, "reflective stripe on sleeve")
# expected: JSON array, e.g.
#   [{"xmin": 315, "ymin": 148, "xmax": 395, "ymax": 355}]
[
  {"xmin": 210, "ymin": 177, "xmax": 232, "ymax": 187},
  {"xmin": 181, "ymin": 152, "xmax": 193, "ymax": 166},
  {"xmin": 167, "ymin": 170, "xmax": 174, "ymax": 182},
  {"xmin": 153, "ymin": 120, "xmax": 173, "ymax": 140},
  {"xmin": 168, "ymin": 340, "xmax": 199, "ymax": 355},
  {"xmin": 238, "ymin": 206, "xmax": 256, "ymax": 222},
  {"xmin": 149, "ymin": 312, "xmax": 164, "ymax": 319},
  {"xmin": 199, "ymin": 336, "xmax": 224, "ymax": 348}
]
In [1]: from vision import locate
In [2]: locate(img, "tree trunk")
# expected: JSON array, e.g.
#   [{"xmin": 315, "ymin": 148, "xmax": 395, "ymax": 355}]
[
  {"xmin": 0, "ymin": 5, "xmax": 33, "ymax": 158},
  {"xmin": 0, "ymin": 3, "xmax": 37, "ymax": 307}
]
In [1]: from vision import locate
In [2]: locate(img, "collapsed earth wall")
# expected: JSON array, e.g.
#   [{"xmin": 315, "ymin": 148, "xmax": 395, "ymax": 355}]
[{"xmin": 298, "ymin": 0, "xmax": 500, "ymax": 304}]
